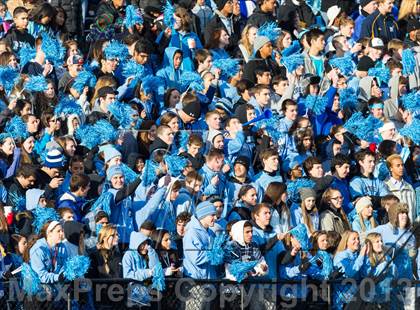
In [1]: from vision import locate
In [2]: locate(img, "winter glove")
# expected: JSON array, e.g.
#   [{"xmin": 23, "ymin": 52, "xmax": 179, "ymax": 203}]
[
  {"xmin": 329, "ymin": 269, "xmax": 345, "ymax": 280},
  {"xmin": 2, "ymin": 270, "xmax": 13, "ymax": 280},
  {"xmin": 58, "ymin": 272, "xmax": 66, "ymax": 282},
  {"xmin": 299, "ymin": 258, "xmax": 311, "ymax": 272}
]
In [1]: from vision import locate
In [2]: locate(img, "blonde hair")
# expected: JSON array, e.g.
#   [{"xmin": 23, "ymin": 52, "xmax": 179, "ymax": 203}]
[
  {"xmin": 301, "ymin": 199, "xmax": 318, "ymax": 235},
  {"xmin": 387, "ymin": 39, "xmax": 404, "ymax": 55},
  {"xmin": 334, "ymin": 230, "xmax": 358, "ymax": 256},
  {"xmin": 358, "ymin": 211, "xmax": 377, "ymax": 232},
  {"xmin": 365, "ymin": 232, "xmax": 385, "ymax": 267},
  {"xmin": 239, "ymin": 25, "xmax": 257, "ymax": 56},
  {"xmin": 97, "ymin": 224, "xmax": 117, "ymax": 249},
  {"xmin": 398, "ymin": 0, "xmax": 417, "ymax": 20}
]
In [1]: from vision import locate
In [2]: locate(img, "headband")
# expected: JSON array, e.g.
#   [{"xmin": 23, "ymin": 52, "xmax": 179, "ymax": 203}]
[
  {"xmin": 47, "ymin": 221, "xmax": 61, "ymax": 234},
  {"xmin": 370, "ymin": 103, "xmax": 384, "ymax": 109}
]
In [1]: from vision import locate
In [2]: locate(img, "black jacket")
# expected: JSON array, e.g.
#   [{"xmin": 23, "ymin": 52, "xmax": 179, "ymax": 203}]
[
  {"xmin": 149, "ymin": 137, "xmax": 170, "ymax": 154},
  {"xmin": 246, "ymin": 8, "xmax": 276, "ymax": 28},
  {"xmin": 204, "ymin": 13, "xmax": 241, "ymax": 55},
  {"xmin": 243, "ymin": 58, "xmax": 285, "ymax": 84},
  {"xmin": 87, "ymin": 248, "xmax": 123, "ymax": 279},
  {"xmin": 277, "ymin": 0, "xmax": 315, "ymax": 35}
]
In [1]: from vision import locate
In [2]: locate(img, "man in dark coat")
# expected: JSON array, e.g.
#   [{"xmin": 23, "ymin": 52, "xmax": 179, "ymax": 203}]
[
  {"xmin": 246, "ymin": 0, "xmax": 277, "ymax": 28},
  {"xmin": 277, "ymin": 0, "xmax": 315, "ymax": 35}
]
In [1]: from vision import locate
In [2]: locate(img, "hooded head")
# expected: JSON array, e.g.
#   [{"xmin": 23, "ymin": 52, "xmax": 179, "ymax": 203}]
[
  {"xmin": 358, "ymin": 76, "xmax": 375, "ymax": 102},
  {"xmin": 129, "ymin": 231, "xmax": 150, "ymax": 250},
  {"xmin": 388, "ymin": 202, "xmax": 410, "ymax": 228},
  {"xmin": 63, "ymin": 221, "xmax": 85, "ymax": 246},
  {"xmin": 163, "ymin": 47, "xmax": 183, "ymax": 70},
  {"xmin": 231, "ymin": 220, "xmax": 253, "ymax": 246}
]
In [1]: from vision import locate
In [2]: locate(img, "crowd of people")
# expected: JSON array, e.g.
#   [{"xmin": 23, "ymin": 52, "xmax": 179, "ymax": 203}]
[{"xmin": 0, "ymin": 0, "xmax": 418, "ymax": 308}]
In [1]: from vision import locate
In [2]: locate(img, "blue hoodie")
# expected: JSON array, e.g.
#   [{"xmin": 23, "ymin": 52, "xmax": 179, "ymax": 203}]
[
  {"xmin": 30, "ymin": 238, "xmax": 68, "ymax": 283},
  {"xmin": 57, "ymin": 192, "xmax": 86, "ymax": 222},
  {"xmin": 253, "ymin": 171, "xmax": 283, "ymax": 196},
  {"xmin": 331, "ymin": 175, "xmax": 353, "ymax": 215},
  {"xmin": 290, "ymin": 203, "xmax": 319, "ymax": 233},
  {"xmin": 349, "ymin": 175, "xmax": 389, "ymax": 199},
  {"xmin": 168, "ymin": 31, "xmax": 203, "ymax": 72},
  {"xmin": 156, "ymin": 47, "xmax": 184, "ymax": 90},
  {"xmin": 108, "ymin": 188, "xmax": 135, "ymax": 244},
  {"xmin": 199, "ymin": 164, "xmax": 226, "ymax": 197},
  {"xmin": 182, "ymin": 215, "xmax": 217, "ymax": 279},
  {"xmin": 122, "ymin": 232, "xmax": 159, "ymax": 281}
]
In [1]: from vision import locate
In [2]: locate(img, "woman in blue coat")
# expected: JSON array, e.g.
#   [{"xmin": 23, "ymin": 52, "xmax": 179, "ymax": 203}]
[
  {"xmin": 27, "ymin": 220, "xmax": 68, "ymax": 309},
  {"xmin": 333, "ymin": 230, "xmax": 368, "ymax": 310}
]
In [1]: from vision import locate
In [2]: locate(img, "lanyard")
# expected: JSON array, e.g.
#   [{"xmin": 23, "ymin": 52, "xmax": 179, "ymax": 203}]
[{"xmin": 50, "ymin": 247, "xmax": 58, "ymax": 272}]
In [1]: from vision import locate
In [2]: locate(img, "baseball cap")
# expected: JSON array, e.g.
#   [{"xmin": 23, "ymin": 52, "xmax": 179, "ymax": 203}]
[
  {"xmin": 182, "ymin": 101, "xmax": 201, "ymax": 120},
  {"xmin": 327, "ymin": 6, "xmax": 341, "ymax": 27},
  {"xmin": 370, "ymin": 38, "xmax": 385, "ymax": 49}
]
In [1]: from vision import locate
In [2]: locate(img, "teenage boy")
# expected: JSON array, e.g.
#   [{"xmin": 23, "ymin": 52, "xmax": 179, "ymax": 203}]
[
  {"xmin": 149, "ymin": 125, "xmax": 174, "ymax": 154},
  {"xmin": 303, "ymin": 28, "xmax": 326, "ymax": 77},
  {"xmin": 303, "ymin": 156, "xmax": 333, "ymax": 201},
  {"xmin": 174, "ymin": 170, "xmax": 203, "ymax": 215},
  {"xmin": 350, "ymin": 150, "xmax": 389, "ymax": 208},
  {"xmin": 180, "ymin": 135, "xmax": 205, "ymax": 170},
  {"xmin": 253, "ymin": 148, "xmax": 282, "ymax": 195},
  {"xmin": 58, "ymin": 173, "xmax": 91, "ymax": 222},
  {"xmin": 4, "ymin": 7, "xmax": 34, "ymax": 53},
  {"xmin": 183, "ymin": 201, "xmax": 218, "ymax": 308},
  {"xmin": 353, "ymin": 0, "xmax": 378, "ymax": 41},
  {"xmin": 4, "ymin": 164, "xmax": 37, "ymax": 212},
  {"xmin": 384, "ymin": 155, "xmax": 416, "ymax": 221},
  {"xmin": 249, "ymin": 84, "xmax": 271, "ymax": 116},
  {"xmin": 199, "ymin": 148, "xmax": 226, "ymax": 198}
]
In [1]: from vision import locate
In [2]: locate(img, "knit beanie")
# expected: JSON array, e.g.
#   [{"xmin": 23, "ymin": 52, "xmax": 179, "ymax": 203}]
[
  {"xmin": 355, "ymin": 196, "xmax": 372, "ymax": 214},
  {"xmin": 299, "ymin": 188, "xmax": 316, "ymax": 201},
  {"xmin": 253, "ymin": 36, "xmax": 271, "ymax": 54},
  {"xmin": 214, "ymin": 0, "xmax": 229, "ymax": 10},
  {"xmin": 195, "ymin": 201, "xmax": 216, "ymax": 220},
  {"xmin": 106, "ymin": 165, "xmax": 123, "ymax": 181},
  {"xmin": 102, "ymin": 145, "xmax": 122, "ymax": 163},
  {"xmin": 44, "ymin": 149, "xmax": 64, "ymax": 168}
]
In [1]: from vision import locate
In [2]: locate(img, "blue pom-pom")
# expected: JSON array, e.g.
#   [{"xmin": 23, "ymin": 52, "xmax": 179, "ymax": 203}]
[
  {"xmin": 229, "ymin": 260, "xmax": 258, "ymax": 283},
  {"xmin": 0, "ymin": 132, "xmax": 12, "ymax": 143},
  {"xmin": 108, "ymin": 101, "xmax": 136, "ymax": 129},
  {"xmin": 41, "ymin": 33, "xmax": 66, "ymax": 65},
  {"xmin": 339, "ymin": 88, "xmax": 358, "ymax": 110},
  {"xmin": 344, "ymin": 112, "xmax": 383, "ymax": 142},
  {"xmin": 91, "ymin": 191, "xmax": 113, "ymax": 215},
  {"xmin": 7, "ymin": 190, "xmax": 26, "ymax": 212},
  {"xmin": 104, "ymin": 40, "xmax": 129, "ymax": 61},
  {"xmin": 54, "ymin": 97, "xmax": 83, "ymax": 118},
  {"xmin": 76, "ymin": 120, "xmax": 118, "ymax": 149},
  {"xmin": 308, "ymin": 250, "xmax": 333, "ymax": 280},
  {"xmin": 63, "ymin": 255, "xmax": 91, "ymax": 281},
  {"xmin": 287, "ymin": 178, "xmax": 316, "ymax": 204},
  {"xmin": 122, "ymin": 60, "xmax": 145, "ymax": 81},
  {"xmin": 164, "ymin": 154, "xmax": 188, "ymax": 177},
  {"xmin": 163, "ymin": 0, "xmax": 175, "ymax": 28},
  {"xmin": 368, "ymin": 67, "xmax": 390, "ymax": 85},
  {"xmin": 151, "ymin": 263, "xmax": 166, "ymax": 291},
  {"xmin": 303, "ymin": 95, "xmax": 328, "ymax": 115},
  {"xmin": 121, "ymin": 163, "xmax": 140, "ymax": 183},
  {"xmin": 125, "ymin": 5, "xmax": 143, "ymax": 29},
  {"xmin": 400, "ymin": 117, "xmax": 420, "ymax": 145},
  {"xmin": 212, "ymin": 58, "xmax": 240, "ymax": 80},
  {"xmin": 282, "ymin": 40, "xmax": 301, "ymax": 57},
  {"xmin": 141, "ymin": 75, "xmax": 163, "ymax": 95},
  {"xmin": 402, "ymin": 49, "xmax": 416, "ymax": 75},
  {"xmin": 32, "ymin": 207, "xmax": 60, "ymax": 234},
  {"xmin": 21, "ymin": 263, "xmax": 42, "ymax": 295},
  {"xmin": 207, "ymin": 233, "xmax": 226, "ymax": 265},
  {"xmin": 257, "ymin": 22, "xmax": 281, "ymax": 42},
  {"xmin": 289, "ymin": 224, "xmax": 310, "ymax": 250},
  {"xmin": 18, "ymin": 44, "xmax": 36, "ymax": 67},
  {"xmin": 401, "ymin": 91, "xmax": 419, "ymax": 113},
  {"xmin": 281, "ymin": 54, "xmax": 304, "ymax": 72},
  {"xmin": 142, "ymin": 160, "xmax": 159, "ymax": 186},
  {"xmin": 24, "ymin": 75, "xmax": 48, "ymax": 92},
  {"xmin": 329, "ymin": 56, "xmax": 355, "ymax": 76},
  {"xmin": 5, "ymin": 116, "xmax": 29, "ymax": 141},
  {"xmin": 72, "ymin": 70, "xmax": 97, "ymax": 94},
  {"xmin": 0, "ymin": 66, "xmax": 19, "ymax": 94},
  {"xmin": 180, "ymin": 71, "xmax": 204, "ymax": 92},
  {"xmin": 176, "ymin": 130, "xmax": 190, "ymax": 153}
]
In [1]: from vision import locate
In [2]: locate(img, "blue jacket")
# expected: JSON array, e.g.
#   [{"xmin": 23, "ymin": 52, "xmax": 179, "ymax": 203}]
[
  {"xmin": 359, "ymin": 10, "xmax": 399, "ymax": 43},
  {"xmin": 351, "ymin": 217, "xmax": 375, "ymax": 233},
  {"xmin": 333, "ymin": 249, "xmax": 366, "ymax": 280},
  {"xmin": 253, "ymin": 171, "xmax": 283, "ymax": 196},
  {"xmin": 252, "ymin": 222, "xmax": 284, "ymax": 279},
  {"xmin": 370, "ymin": 223, "xmax": 416, "ymax": 279},
  {"xmin": 108, "ymin": 188, "xmax": 135, "ymax": 244},
  {"xmin": 30, "ymin": 238, "xmax": 68, "ymax": 283},
  {"xmin": 183, "ymin": 215, "xmax": 217, "ymax": 279},
  {"xmin": 122, "ymin": 232, "xmax": 159, "ymax": 281},
  {"xmin": 174, "ymin": 187, "xmax": 198, "ymax": 215},
  {"xmin": 353, "ymin": 12, "xmax": 367, "ymax": 42},
  {"xmin": 349, "ymin": 174, "xmax": 389, "ymax": 199},
  {"xmin": 224, "ymin": 131, "xmax": 253, "ymax": 164},
  {"xmin": 156, "ymin": 47, "xmax": 183, "ymax": 90},
  {"xmin": 199, "ymin": 164, "xmax": 226, "ymax": 197},
  {"xmin": 168, "ymin": 31, "xmax": 203, "ymax": 72},
  {"xmin": 290, "ymin": 203, "xmax": 319, "ymax": 233}
]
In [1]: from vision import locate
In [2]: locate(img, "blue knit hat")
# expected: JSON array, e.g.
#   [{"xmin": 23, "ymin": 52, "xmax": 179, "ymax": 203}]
[
  {"xmin": 102, "ymin": 145, "xmax": 121, "ymax": 163},
  {"xmin": 44, "ymin": 149, "xmax": 64, "ymax": 168},
  {"xmin": 195, "ymin": 201, "xmax": 216, "ymax": 220},
  {"xmin": 107, "ymin": 165, "xmax": 123, "ymax": 181}
]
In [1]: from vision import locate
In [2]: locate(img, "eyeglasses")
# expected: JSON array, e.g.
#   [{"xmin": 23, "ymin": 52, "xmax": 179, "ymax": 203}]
[{"xmin": 331, "ymin": 196, "xmax": 343, "ymax": 201}]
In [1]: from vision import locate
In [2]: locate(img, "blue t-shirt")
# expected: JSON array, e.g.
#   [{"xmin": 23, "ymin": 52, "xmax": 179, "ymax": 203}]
[{"xmin": 310, "ymin": 55, "xmax": 324, "ymax": 77}]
